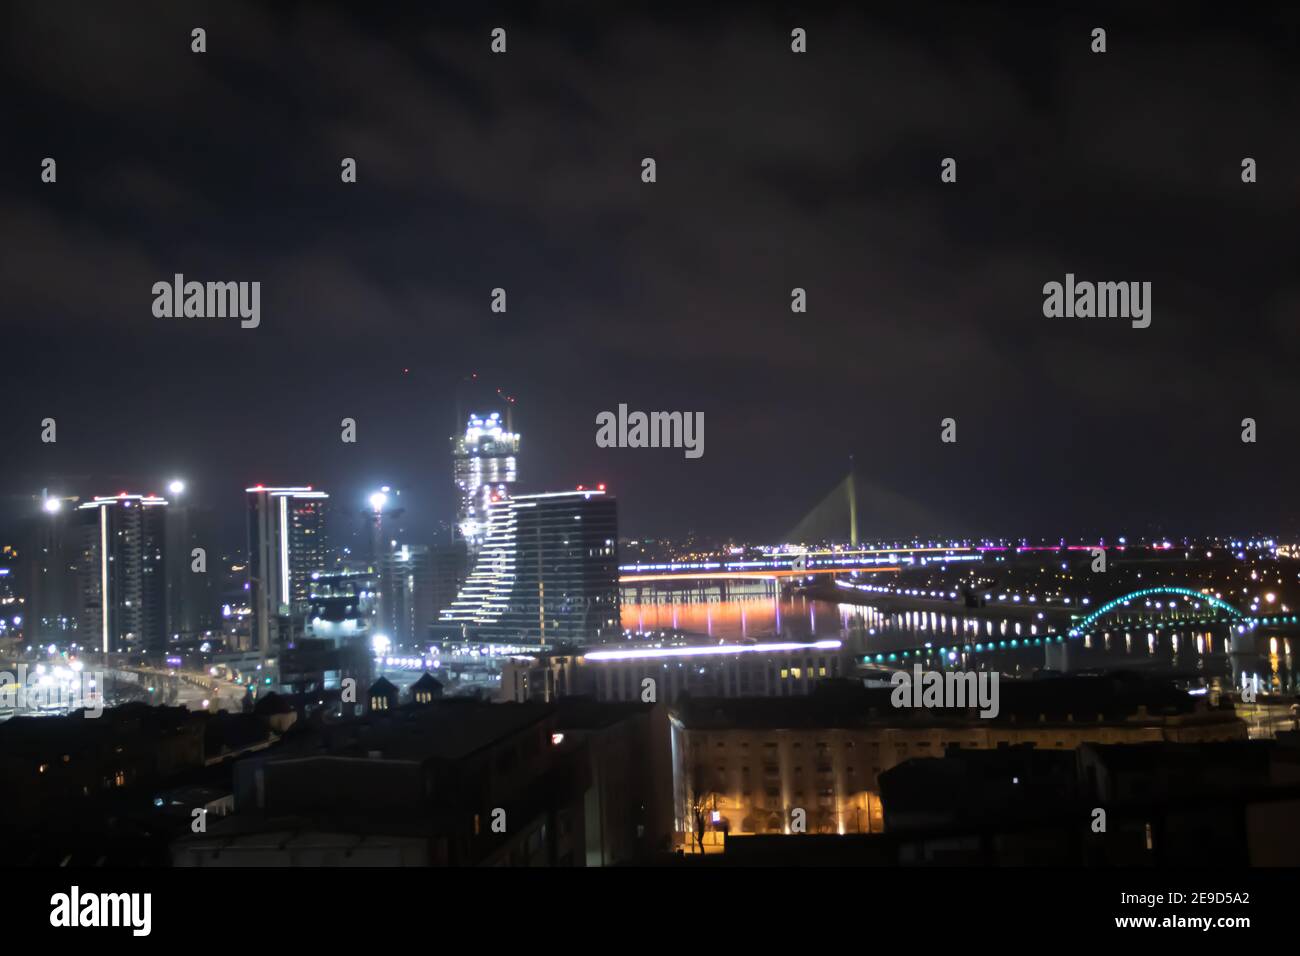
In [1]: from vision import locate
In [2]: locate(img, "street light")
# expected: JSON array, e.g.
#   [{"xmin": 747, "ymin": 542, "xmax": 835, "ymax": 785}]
[
  {"xmin": 42, "ymin": 497, "xmax": 61, "ymax": 514},
  {"xmin": 168, "ymin": 479, "xmax": 185, "ymax": 495}
]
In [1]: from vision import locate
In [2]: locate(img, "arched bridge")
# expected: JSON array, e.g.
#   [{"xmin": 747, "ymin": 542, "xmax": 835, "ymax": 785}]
[
  {"xmin": 1068, "ymin": 586, "xmax": 1249, "ymax": 637},
  {"xmin": 859, "ymin": 586, "xmax": 1295, "ymax": 667}
]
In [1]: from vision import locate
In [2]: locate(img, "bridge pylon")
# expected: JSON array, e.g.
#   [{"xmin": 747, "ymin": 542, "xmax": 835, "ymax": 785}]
[{"xmin": 847, "ymin": 456, "xmax": 858, "ymax": 547}]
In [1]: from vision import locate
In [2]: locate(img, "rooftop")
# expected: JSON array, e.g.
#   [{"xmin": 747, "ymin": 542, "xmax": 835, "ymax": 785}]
[{"xmin": 671, "ymin": 672, "xmax": 1230, "ymax": 731}]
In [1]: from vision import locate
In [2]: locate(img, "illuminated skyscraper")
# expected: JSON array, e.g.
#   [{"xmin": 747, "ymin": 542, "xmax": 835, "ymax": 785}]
[
  {"xmin": 24, "ymin": 494, "xmax": 81, "ymax": 644},
  {"xmin": 451, "ymin": 411, "xmax": 519, "ymax": 553},
  {"xmin": 246, "ymin": 486, "xmax": 330, "ymax": 657},
  {"xmin": 438, "ymin": 489, "xmax": 620, "ymax": 646},
  {"xmin": 364, "ymin": 486, "xmax": 403, "ymax": 636},
  {"xmin": 76, "ymin": 494, "xmax": 169, "ymax": 654},
  {"xmin": 164, "ymin": 498, "xmax": 218, "ymax": 642},
  {"xmin": 378, "ymin": 543, "xmax": 436, "ymax": 645}
]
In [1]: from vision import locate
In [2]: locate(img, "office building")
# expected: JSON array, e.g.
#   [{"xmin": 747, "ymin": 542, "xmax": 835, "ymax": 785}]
[
  {"xmin": 246, "ymin": 486, "xmax": 330, "ymax": 658},
  {"xmin": 439, "ymin": 489, "xmax": 620, "ymax": 646},
  {"xmin": 379, "ymin": 544, "xmax": 437, "ymax": 646},
  {"xmin": 164, "ymin": 500, "xmax": 218, "ymax": 643},
  {"xmin": 0, "ymin": 545, "xmax": 18, "ymax": 641},
  {"xmin": 364, "ymin": 487, "xmax": 410, "ymax": 642},
  {"xmin": 21, "ymin": 495, "xmax": 81, "ymax": 645},
  {"xmin": 75, "ymin": 494, "xmax": 169, "ymax": 654},
  {"xmin": 429, "ymin": 539, "xmax": 469, "ymax": 622}
]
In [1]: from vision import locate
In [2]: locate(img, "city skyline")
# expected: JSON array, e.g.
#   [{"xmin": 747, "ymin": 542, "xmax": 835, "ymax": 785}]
[
  {"xmin": 2, "ymin": 0, "xmax": 1299, "ymax": 900},
  {"xmin": 8, "ymin": 471, "xmax": 1293, "ymax": 558},
  {"xmin": 4, "ymin": 1, "xmax": 1299, "ymax": 545}
]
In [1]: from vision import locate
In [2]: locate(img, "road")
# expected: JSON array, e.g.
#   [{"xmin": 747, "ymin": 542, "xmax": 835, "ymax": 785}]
[{"xmin": 129, "ymin": 665, "xmax": 247, "ymax": 712}]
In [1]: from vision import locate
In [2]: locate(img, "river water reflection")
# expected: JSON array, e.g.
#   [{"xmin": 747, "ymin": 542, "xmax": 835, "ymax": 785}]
[{"xmin": 620, "ymin": 580, "xmax": 1300, "ymax": 693}]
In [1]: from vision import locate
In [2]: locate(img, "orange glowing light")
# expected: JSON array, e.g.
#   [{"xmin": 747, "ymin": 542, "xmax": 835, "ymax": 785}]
[{"xmin": 618, "ymin": 566, "xmax": 901, "ymax": 583}]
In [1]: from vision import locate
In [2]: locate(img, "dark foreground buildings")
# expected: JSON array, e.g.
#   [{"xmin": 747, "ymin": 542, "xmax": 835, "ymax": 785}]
[
  {"xmin": 171, "ymin": 691, "xmax": 670, "ymax": 865},
  {"xmin": 0, "ymin": 688, "xmax": 672, "ymax": 867},
  {"xmin": 668, "ymin": 673, "xmax": 1300, "ymax": 865},
  {"xmin": 4, "ymin": 666, "xmax": 1298, "ymax": 867},
  {"xmin": 871, "ymin": 736, "xmax": 1300, "ymax": 865},
  {"xmin": 0, "ymin": 703, "xmax": 274, "ymax": 865},
  {"xmin": 668, "ymin": 672, "xmax": 1248, "ymax": 846},
  {"xmin": 712, "ymin": 735, "xmax": 1300, "ymax": 866}
]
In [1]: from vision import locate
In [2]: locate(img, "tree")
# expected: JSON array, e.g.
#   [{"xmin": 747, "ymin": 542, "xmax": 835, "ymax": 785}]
[{"xmin": 686, "ymin": 764, "xmax": 717, "ymax": 854}]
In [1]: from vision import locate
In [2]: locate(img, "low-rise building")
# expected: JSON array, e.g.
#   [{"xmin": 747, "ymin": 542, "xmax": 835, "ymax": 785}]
[
  {"xmin": 500, "ymin": 639, "xmax": 852, "ymax": 704},
  {"xmin": 172, "ymin": 696, "xmax": 670, "ymax": 866},
  {"xmin": 668, "ymin": 673, "xmax": 1247, "ymax": 850}
]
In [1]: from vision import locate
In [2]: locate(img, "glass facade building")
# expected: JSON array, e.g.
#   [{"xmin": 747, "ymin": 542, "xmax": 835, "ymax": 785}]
[
  {"xmin": 246, "ymin": 486, "xmax": 330, "ymax": 657},
  {"xmin": 76, "ymin": 494, "xmax": 169, "ymax": 654},
  {"xmin": 439, "ymin": 489, "xmax": 620, "ymax": 646},
  {"xmin": 377, "ymin": 543, "xmax": 436, "ymax": 646}
]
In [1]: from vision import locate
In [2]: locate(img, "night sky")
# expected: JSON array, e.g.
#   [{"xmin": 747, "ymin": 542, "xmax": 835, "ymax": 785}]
[{"xmin": 2, "ymin": 0, "xmax": 1298, "ymax": 548}]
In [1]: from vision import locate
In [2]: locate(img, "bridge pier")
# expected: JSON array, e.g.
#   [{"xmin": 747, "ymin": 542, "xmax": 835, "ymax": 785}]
[
  {"xmin": 1043, "ymin": 640, "xmax": 1070, "ymax": 673},
  {"xmin": 1228, "ymin": 628, "xmax": 1263, "ymax": 691}
]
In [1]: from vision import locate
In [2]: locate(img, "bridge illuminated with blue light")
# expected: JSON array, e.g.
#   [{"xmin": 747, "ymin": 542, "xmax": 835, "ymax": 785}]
[
  {"xmin": 1068, "ymin": 586, "xmax": 1249, "ymax": 636},
  {"xmin": 859, "ymin": 586, "xmax": 1297, "ymax": 665}
]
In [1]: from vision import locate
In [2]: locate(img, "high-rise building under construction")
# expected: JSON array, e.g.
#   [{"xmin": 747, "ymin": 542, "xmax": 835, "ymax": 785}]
[{"xmin": 451, "ymin": 410, "xmax": 519, "ymax": 554}]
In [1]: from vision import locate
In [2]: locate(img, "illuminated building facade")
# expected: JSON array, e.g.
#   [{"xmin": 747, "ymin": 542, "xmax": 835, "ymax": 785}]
[
  {"xmin": 378, "ymin": 544, "xmax": 437, "ymax": 645},
  {"xmin": 668, "ymin": 682, "xmax": 1248, "ymax": 849},
  {"xmin": 75, "ymin": 494, "xmax": 169, "ymax": 654},
  {"xmin": 439, "ymin": 489, "xmax": 620, "ymax": 646},
  {"xmin": 429, "ymin": 540, "xmax": 469, "ymax": 621},
  {"xmin": 306, "ymin": 570, "xmax": 376, "ymax": 644},
  {"xmin": 24, "ymin": 497, "xmax": 81, "ymax": 644},
  {"xmin": 246, "ymin": 486, "xmax": 329, "ymax": 657},
  {"xmin": 364, "ymin": 486, "xmax": 403, "ymax": 637},
  {"xmin": 0, "ymin": 552, "xmax": 15, "ymax": 609},
  {"xmin": 499, "ymin": 640, "xmax": 851, "ymax": 704},
  {"xmin": 294, "ymin": 570, "xmax": 376, "ymax": 695},
  {"xmin": 451, "ymin": 412, "xmax": 519, "ymax": 553}
]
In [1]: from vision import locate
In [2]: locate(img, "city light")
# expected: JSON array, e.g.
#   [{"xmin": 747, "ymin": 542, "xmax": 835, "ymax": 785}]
[
  {"xmin": 4, "ymin": 5, "xmax": 1300, "ymax": 888},
  {"xmin": 585, "ymin": 640, "xmax": 841, "ymax": 661}
]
